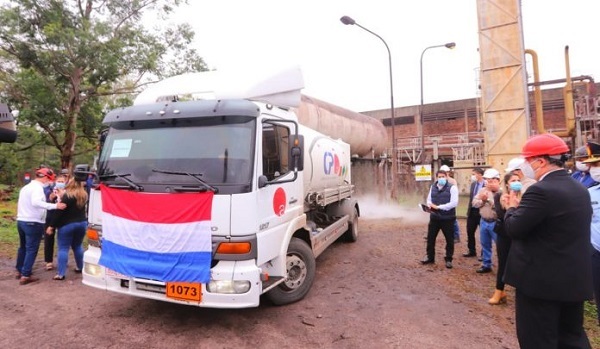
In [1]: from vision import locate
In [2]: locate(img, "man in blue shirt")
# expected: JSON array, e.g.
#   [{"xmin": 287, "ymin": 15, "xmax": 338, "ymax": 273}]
[
  {"xmin": 583, "ymin": 141, "xmax": 600, "ymax": 326},
  {"xmin": 572, "ymin": 145, "xmax": 598, "ymax": 188}
]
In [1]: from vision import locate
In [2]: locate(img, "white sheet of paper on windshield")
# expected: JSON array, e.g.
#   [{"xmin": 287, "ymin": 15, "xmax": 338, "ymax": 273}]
[{"xmin": 110, "ymin": 139, "xmax": 133, "ymax": 158}]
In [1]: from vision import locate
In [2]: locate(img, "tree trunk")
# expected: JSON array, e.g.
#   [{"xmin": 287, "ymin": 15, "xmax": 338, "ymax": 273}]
[{"xmin": 61, "ymin": 67, "xmax": 84, "ymax": 171}]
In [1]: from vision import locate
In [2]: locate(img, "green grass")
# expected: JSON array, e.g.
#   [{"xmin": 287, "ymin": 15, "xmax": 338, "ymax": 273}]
[
  {"xmin": 584, "ymin": 301, "xmax": 600, "ymax": 347},
  {"xmin": 0, "ymin": 193, "xmax": 17, "ymax": 258}
]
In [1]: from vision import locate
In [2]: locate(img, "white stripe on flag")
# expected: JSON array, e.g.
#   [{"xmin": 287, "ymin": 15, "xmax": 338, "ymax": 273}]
[{"xmin": 102, "ymin": 212, "xmax": 211, "ymax": 253}]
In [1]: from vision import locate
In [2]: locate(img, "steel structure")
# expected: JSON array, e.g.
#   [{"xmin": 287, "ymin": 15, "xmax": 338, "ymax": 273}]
[{"xmin": 476, "ymin": 0, "xmax": 530, "ymax": 169}]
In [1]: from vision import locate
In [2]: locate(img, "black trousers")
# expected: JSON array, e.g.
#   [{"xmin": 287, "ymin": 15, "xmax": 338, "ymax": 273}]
[
  {"xmin": 495, "ymin": 232, "xmax": 511, "ymax": 290},
  {"xmin": 425, "ymin": 218, "xmax": 454, "ymax": 262},
  {"xmin": 592, "ymin": 250, "xmax": 600, "ymax": 325},
  {"xmin": 465, "ymin": 208, "xmax": 480, "ymax": 254},
  {"xmin": 44, "ymin": 225, "xmax": 55, "ymax": 263},
  {"xmin": 515, "ymin": 290, "xmax": 591, "ymax": 349}
]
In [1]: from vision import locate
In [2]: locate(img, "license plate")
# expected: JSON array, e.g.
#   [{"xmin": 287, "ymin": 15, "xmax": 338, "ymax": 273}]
[{"xmin": 166, "ymin": 282, "xmax": 202, "ymax": 302}]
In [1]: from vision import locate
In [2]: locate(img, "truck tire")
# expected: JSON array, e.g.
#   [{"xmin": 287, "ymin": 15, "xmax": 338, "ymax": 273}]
[
  {"xmin": 343, "ymin": 208, "xmax": 359, "ymax": 242},
  {"xmin": 266, "ymin": 237, "xmax": 316, "ymax": 305}
]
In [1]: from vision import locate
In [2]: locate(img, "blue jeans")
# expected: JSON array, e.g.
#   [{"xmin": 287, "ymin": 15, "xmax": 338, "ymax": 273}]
[
  {"xmin": 453, "ymin": 220, "xmax": 460, "ymax": 240},
  {"xmin": 56, "ymin": 221, "xmax": 87, "ymax": 277},
  {"xmin": 16, "ymin": 221, "xmax": 44, "ymax": 277},
  {"xmin": 479, "ymin": 219, "xmax": 497, "ymax": 268}
]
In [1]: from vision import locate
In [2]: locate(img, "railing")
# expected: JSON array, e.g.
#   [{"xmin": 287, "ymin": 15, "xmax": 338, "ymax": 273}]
[
  {"xmin": 575, "ymin": 96, "xmax": 600, "ymax": 145},
  {"xmin": 394, "ymin": 132, "xmax": 485, "ymax": 164}
]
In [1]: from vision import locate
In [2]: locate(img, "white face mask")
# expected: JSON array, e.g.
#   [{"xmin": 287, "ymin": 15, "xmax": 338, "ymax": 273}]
[
  {"xmin": 520, "ymin": 161, "xmax": 536, "ymax": 180},
  {"xmin": 470, "ymin": 175, "xmax": 477, "ymax": 182},
  {"xmin": 590, "ymin": 166, "xmax": 600, "ymax": 182},
  {"xmin": 575, "ymin": 161, "xmax": 590, "ymax": 172}
]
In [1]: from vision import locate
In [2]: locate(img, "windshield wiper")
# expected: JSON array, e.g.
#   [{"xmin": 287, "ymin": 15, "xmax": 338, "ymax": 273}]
[
  {"xmin": 98, "ymin": 173, "xmax": 144, "ymax": 191},
  {"xmin": 151, "ymin": 169, "xmax": 218, "ymax": 193}
]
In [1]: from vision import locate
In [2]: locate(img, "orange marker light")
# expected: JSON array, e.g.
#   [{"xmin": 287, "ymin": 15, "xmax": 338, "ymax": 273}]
[
  {"xmin": 87, "ymin": 228, "xmax": 99, "ymax": 241},
  {"xmin": 216, "ymin": 242, "xmax": 251, "ymax": 254}
]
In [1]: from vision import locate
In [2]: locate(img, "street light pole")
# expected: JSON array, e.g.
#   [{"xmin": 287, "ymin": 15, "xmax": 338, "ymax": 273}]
[
  {"xmin": 340, "ymin": 15, "xmax": 397, "ymax": 200},
  {"xmin": 419, "ymin": 42, "xmax": 456, "ymax": 156}
]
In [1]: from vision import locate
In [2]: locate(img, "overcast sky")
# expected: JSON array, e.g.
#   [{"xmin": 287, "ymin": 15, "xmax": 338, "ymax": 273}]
[{"xmin": 162, "ymin": 0, "xmax": 598, "ymax": 112}]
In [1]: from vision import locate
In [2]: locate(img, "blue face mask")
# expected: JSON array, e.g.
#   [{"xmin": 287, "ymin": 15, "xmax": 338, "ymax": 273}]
[
  {"xmin": 54, "ymin": 182, "xmax": 65, "ymax": 190},
  {"xmin": 437, "ymin": 178, "xmax": 447, "ymax": 186},
  {"xmin": 509, "ymin": 181, "xmax": 522, "ymax": 192}
]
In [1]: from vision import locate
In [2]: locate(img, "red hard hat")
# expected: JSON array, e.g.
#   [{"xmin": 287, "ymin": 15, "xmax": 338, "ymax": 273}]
[
  {"xmin": 521, "ymin": 133, "xmax": 569, "ymax": 158},
  {"xmin": 35, "ymin": 168, "xmax": 55, "ymax": 181}
]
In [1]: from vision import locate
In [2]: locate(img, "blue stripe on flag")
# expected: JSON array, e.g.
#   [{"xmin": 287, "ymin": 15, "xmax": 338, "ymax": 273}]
[{"xmin": 100, "ymin": 240, "xmax": 211, "ymax": 283}]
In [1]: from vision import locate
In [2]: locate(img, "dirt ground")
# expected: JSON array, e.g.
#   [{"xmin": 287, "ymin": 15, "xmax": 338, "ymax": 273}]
[{"xmin": 0, "ymin": 211, "xmax": 521, "ymax": 349}]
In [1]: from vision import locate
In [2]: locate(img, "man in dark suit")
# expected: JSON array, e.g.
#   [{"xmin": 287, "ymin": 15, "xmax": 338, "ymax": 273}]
[
  {"xmin": 504, "ymin": 133, "xmax": 593, "ymax": 349},
  {"xmin": 463, "ymin": 167, "xmax": 485, "ymax": 257}
]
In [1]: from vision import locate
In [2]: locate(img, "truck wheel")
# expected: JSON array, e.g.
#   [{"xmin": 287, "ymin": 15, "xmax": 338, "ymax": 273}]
[
  {"xmin": 266, "ymin": 237, "xmax": 316, "ymax": 305},
  {"xmin": 343, "ymin": 208, "xmax": 359, "ymax": 242}
]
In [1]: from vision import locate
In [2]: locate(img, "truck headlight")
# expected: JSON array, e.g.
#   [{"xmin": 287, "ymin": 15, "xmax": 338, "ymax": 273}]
[
  {"xmin": 207, "ymin": 280, "xmax": 251, "ymax": 294},
  {"xmin": 84, "ymin": 262, "xmax": 103, "ymax": 277}
]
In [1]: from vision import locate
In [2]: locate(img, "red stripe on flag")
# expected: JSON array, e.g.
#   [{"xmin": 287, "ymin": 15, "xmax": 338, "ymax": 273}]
[{"xmin": 100, "ymin": 184, "xmax": 213, "ymax": 224}]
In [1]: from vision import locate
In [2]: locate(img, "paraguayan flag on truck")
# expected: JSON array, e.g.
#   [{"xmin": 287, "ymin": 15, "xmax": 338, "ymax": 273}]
[{"xmin": 99, "ymin": 184, "xmax": 213, "ymax": 283}]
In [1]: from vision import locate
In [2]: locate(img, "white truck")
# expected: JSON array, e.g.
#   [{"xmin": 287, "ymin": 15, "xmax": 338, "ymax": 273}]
[{"xmin": 81, "ymin": 67, "xmax": 387, "ymax": 308}]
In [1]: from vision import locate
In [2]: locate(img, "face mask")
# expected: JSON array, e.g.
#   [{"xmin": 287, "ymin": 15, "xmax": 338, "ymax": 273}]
[
  {"xmin": 470, "ymin": 175, "xmax": 476, "ymax": 182},
  {"xmin": 55, "ymin": 182, "xmax": 65, "ymax": 189},
  {"xmin": 509, "ymin": 181, "xmax": 522, "ymax": 192},
  {"xmin": 43, "ymin": 182, "xmax": 51, "ymax": 188},
  {"xmin": 437, "ymin": 178, "xmax": 447, "ymax": 186},
  {"xmin": 575, "ymin": 161, "xmax": 590, "ymax": 172},
  {"xmin": 590, "ymin": 167, "xmax": 600, "ymax": 182},
  {"xmin": 520, "ymin": 161, "xmax": 536, "ymax": 180}
]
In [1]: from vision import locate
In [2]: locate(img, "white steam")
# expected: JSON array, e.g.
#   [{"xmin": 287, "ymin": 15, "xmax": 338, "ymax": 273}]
[{"xmin": 356, "ymin": 195, "xmax": 430, "ymax": 225}]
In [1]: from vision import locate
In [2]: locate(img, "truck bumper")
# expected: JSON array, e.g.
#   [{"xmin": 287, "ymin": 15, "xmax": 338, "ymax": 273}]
[{"xmin": 82, "ymin": 247, "xmax": 263, "ymax": 308}]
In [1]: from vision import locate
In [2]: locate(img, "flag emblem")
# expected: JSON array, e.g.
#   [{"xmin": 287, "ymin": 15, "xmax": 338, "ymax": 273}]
[{"xmin": 99, "ymin": 185, "xmax": 213, "ymax": 283}]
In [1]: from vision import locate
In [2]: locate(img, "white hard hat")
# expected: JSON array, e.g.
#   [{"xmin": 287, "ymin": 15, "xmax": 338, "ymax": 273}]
[
  {"xmin": 483, "ymin": 168, "xmax": 500, "ymax": 179},
  {"xmin": 440, "ymin": 165, "xmax": 451, "ymax": 172},
  {"xmin": 505, "ymin": 157, "xmax": 525, "ymax": 172}
]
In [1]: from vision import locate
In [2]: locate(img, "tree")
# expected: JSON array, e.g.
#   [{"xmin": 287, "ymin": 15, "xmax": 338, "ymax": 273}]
[{"xmin": 0, "ymin": 0, "xmax": 208, "ymax": 170}]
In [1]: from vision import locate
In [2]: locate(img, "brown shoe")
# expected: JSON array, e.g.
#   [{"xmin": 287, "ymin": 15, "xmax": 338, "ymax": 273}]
[
  {"xmin": 19, "ymin": 276, "xmax": 40, "ymax": 285},
  {"xmin": 15, "ymin": 272, "xmax": 22, "ymax": 280}
]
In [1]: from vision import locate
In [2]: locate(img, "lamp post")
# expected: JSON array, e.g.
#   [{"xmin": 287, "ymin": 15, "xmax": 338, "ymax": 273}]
[
  {"xmin": 340, "ymin": 15, "xmax": 397, "ymax": 200},
  {"xmin": 419, "ymin": 42, "xmax": 456, "ymax": 155}
]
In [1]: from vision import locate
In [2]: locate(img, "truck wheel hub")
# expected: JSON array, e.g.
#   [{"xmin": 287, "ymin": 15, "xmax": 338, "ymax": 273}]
[{"xmin": 283, "ymin": 255, "xmax": 307, "ymax": 290}]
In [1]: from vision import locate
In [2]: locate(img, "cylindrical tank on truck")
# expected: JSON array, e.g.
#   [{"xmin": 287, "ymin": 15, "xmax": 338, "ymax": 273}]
[
  {"xmin": 295, "ymin": 94, "xmax": 388, "ymax": 158},
  {"xmin": 300, "ymin": 124, "xmax": 351, "ymax": 196}
]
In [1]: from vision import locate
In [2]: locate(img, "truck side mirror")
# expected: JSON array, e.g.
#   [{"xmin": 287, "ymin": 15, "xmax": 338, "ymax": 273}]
[
  {"xmin": 74, "ymin": 164, "xmax": 95, "ymax": 182},
  {"xmin": 289, "ymin": 135, "xmax": 304, "ymax": 172},
  {"xmin": 0, "ymin": 104, "xmax": 17, "ymax": 143},
  {"xmin": 258, "ymin": 175, "xmax": 269, "ymax": 188}
]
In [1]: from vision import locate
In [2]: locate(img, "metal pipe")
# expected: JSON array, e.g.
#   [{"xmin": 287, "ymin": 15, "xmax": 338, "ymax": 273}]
[
  {"xmin": 528, "ymin": 75, "xmax": 595, "ymax": 87},
  {"xmin": 525, "ymin": 49, "xmax": 545, "ymax": 134},
  {"xmin": 563, "ymin": 45, "xmax": 575, "ymax": 135},
  {"xmin": 419, "ymin": 42, "xmax": 456, "ymax": 154}
]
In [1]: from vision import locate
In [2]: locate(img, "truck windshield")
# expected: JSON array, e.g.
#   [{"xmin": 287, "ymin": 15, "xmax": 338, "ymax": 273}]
[{"xmin": 97, "ymin": 115, "xmax": 256, "ymax": 194}]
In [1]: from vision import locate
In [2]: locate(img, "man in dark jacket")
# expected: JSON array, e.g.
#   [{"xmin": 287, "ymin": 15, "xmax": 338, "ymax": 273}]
[
  {"xmin": 421, "ymin": 170, "xmax": 458, "ymax": 269},
  {"xmin": 504, "ymin": 133, "xmax": 593, "ymax": 349},
  {"xmin": 463, "ymin": 167, "xmax": 485, "ymax": 257}
]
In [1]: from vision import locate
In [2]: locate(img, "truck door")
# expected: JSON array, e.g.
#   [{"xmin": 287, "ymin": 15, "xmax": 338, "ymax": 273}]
[{"xmin": 255, "ymin": 122, "xmax": 304, "ymax": 266}]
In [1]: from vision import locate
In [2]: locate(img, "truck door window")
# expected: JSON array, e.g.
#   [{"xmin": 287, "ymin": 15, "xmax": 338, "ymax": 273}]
[{"xmin": 262, "ymin": 124, "xmax": 290, "ymax": 181}]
